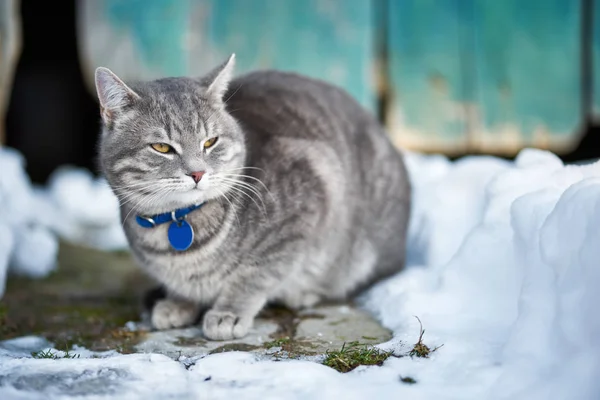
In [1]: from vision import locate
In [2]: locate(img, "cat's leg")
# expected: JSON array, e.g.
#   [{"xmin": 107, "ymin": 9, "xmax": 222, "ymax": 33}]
[
  {"xmin": 151, "ymin": 296, "xmax": 201, "ymax": 330},
  {"xmin": 202, "ymin": 228, "xmax": 316, "ymax": 340},
  {"xmin": 202, "ymin": 299, "xmax": 266, "ymax": 341},
  {"xmin": 278, "ymin": 291, "xmax": 321, "ymax": 310},
  {"xmin": 202, "ymin": 268, "xmax": 277, "ymax": 340}
]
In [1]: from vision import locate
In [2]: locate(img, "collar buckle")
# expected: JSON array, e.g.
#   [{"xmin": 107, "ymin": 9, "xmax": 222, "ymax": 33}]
[{"xmin": 136, "ymin": 215, "xmax": 157, "ymax": 228}]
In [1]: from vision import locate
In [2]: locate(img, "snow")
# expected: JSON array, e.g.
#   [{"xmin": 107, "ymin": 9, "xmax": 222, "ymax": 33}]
[
  {"xmin": 0, "ymin": 148, "xmax": 58, "ymax": 295},
  {"xmin": 0, "ymin": 147, "xmax": 127, "ymax": 296},
  {"xmin": 1, "ymin": 146, "xmax": 600, "ymax": 399},
  {"xmin": 41, "ymin": 166, "xmax": 127, "ymax": 250}
]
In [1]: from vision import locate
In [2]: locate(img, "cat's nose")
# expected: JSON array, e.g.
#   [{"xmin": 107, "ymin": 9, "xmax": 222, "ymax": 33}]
[{"xmin": 188, "ymin": 171, "xmax": 205, "ymax": 183}]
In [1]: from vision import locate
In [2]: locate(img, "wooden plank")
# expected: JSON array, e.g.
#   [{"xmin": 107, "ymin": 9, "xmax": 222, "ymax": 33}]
[
  {"xmin": 470, "ymin": 0, "xmax": 582, "ymax": 154},
  {"xmin": 0, "ymin": 0, "xmax": 21, "ymax": 145},
  {"xmin": 78, "ymin": 0, "xmax": 192, "ymax": 86},
  {"xmin": 78, "ymin": 0, "xmax": 376, "ymax": 110},
  {"xmin": 386, "ymin": 0, "xmax": 471, "ymax": 153},
  {"xmin": 202, "ymin": 0, "xmax": 375, "ymax": 109}
]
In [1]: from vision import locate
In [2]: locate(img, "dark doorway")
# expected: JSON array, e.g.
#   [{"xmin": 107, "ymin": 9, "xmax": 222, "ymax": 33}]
[{"xmin": 6, "ymin": 0, "xmax": 100, "ymax": 184}]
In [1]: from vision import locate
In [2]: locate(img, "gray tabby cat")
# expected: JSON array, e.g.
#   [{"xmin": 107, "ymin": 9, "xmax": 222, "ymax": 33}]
[{"xmin": 94, "ymin": 54, "xmax": 410, "ymax": 341}]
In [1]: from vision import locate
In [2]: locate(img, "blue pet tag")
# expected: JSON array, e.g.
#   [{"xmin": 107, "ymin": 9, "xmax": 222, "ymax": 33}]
[{"xmin": 168, "ymin": 220, "xmax": 194, "ymax": 251}]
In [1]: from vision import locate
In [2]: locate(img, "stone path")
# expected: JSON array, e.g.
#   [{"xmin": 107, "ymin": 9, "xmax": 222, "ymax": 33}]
[{"xmin": 1, "ymin": 242, "xmax": 391, "ymax": 359}]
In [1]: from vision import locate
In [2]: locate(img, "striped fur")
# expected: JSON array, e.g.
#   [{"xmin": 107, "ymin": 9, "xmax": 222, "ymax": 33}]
[{"xmin": 95, "ymin": 55, "xmax": 411, "ymax": 340}]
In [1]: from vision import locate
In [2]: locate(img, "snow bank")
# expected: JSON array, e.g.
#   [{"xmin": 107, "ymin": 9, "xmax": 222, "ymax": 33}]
[
  {"xmin": 1, "ymin": 147, "xmax": 599, "ymax": 399},
  {"xmin": 38, "ymin": 166, "xmax": 127, "ymax": 250},
  {"xmin": 0, "ymin": 148, "xmax": 58, "ymax": 296},
  {"xmin": 0, "ymin": 147, "xmax": 127, "ymax": 297},
  {"xmin": 363, "ymin": 148, "xmax": 600, "ymax": 399}
]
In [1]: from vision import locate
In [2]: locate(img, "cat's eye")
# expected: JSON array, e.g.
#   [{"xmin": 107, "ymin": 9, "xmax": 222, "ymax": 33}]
[
  {"xmin": 203, "ymin": 137, "xmax": 218, "ymax": 149},
  {"xmin": 150, "ymin": 143, "xmax": 172, "ymax": 153}
]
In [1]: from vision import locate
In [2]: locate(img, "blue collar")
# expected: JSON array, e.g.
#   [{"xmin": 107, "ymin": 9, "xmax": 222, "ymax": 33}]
[{"xmin": 136, "ymin": 203, "xmax": 205, "ymax": 228}]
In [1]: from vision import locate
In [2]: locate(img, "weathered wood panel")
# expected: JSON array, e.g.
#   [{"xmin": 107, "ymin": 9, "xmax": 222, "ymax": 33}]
[
  {"xmin": 78, "ymin": 0, "xmax": 588, "ymax": 154},
  {"xmin": 77, "ymin": 0, "xmax": 192, "ymax": 85},
  {"xmin": 593, "ymin": 0, "xmax": 600, "ymax": 119},
  {"xmin": 386, "ymin": 0, "xmax": 471, "ymax": 153},
  {"xmin": 470, "ymin": 0, "xmax": 582, "ymax": 154},
  {"xmin": 387, "ymin": 0, "xmax": 583, "ymax": 155},
  {"xmin": 78, "ymin": 0, "xmax": 376, "ymax": 110},
  {"xmin": 0, "ymin": 0, "xmax": 21, "ymax": 144}
]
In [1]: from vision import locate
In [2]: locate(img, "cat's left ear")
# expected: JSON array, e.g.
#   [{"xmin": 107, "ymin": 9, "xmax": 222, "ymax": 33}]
[
  {"xmin": 94, "ymin": 67, "xmax": 140, "ymax": 124},
  {"xmin": 203, "ymin": 54, "xmax": 236, "ymax": 104}
]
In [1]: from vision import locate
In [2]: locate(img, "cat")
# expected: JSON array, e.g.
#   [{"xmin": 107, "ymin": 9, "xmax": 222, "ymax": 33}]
[{"xmin": 94, "ymin": 54, "xmax": 411, "ymax": 341}]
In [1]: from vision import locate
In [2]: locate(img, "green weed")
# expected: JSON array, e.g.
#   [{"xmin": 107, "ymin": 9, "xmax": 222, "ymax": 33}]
[{"xmin": 322, "ymin": 341, "xmax": 394, "ymax": 373}]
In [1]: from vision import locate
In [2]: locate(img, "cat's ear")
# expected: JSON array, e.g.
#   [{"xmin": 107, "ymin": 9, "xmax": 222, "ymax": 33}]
[
  {"xmin": 203, "ymin": 54, "xmax": 236, "ymax": 103},
  {"xmin": 94, "ymin": 67, "xmax": 140, "ymax": 123}
]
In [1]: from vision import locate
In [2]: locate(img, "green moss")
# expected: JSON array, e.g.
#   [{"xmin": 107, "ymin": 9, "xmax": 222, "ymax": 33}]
[
  {"xmin": 263, "ymin": 337, "xmax": 292, "ymax": 349},
  {"xmin": 254, "ymin": 305, "xmax": 325, "ymax": 359},
  {"xmin": 173, "ymin": 336, "xmax": 208, "ymax": 347},
  {"xmin": 209, "ymin": 343, "xmax": 260, "ymax": 354},
  {"xmin": 0, "ymin": 242, "xmax": 152, "ymax": 353},
  {"xmin": 0, "ymin": 296, "xmax": 147, "ymax": 352},
  {"xmin": 322, "ymin": 341, "xmax": 394, "ymax": 373},
  {"xmin": 108, "ymin": 328, "xmax": 148, "ymax": 354},
  {"xmin": 260, "ymin": 335, "xmax": 321, "ymax": 359}
]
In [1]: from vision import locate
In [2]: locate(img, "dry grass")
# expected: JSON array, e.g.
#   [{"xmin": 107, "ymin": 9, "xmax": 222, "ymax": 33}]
[{"xmin": 408, "ymin": 316, "xmax": 443, "ymax": 358}]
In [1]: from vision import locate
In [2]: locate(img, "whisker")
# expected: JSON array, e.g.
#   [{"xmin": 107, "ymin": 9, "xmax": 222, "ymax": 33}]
[
  {"xmin": 216, "ymin": 180, "xmax": 267, "ymax": 217},
  {"xmin": 212, "ymin": 184, "xmax": 241, "ymax": 227},
  {"xmin": 216, "ymin": 177, "xmax": 268, "ymax": 204},
  {"xmin": 223, "ymin": 83, "xmax": 243, "ymax": 105},
  {"xmin": 115, "ymin": 183, "xmax": 174, "ymax": 200},
  {"xmin": 110, "ymin": 180, "xmax": 183, "ymax": 190},
  {"xmin": 121, "ymin": 189, "xmax": 165, "ymax": 226},
  {"xmin": 216, "ymin": 172, "xmax": 275, "ymax": 203},
  {"xmin": 121, "ymin": 186, "xmax": 176, "ymax": 226},
  {"xmin": 220, "ymin": 166, "xmax": 265, "ymax": 173},
  {"xmin": 217, "ymin": 177, "xmax": 262, "ymax": 195},
  {"xmin": 115, "ymin": 183, "xmax": 181, "ymax": 207},
  {"xmin": 205, "ymin": 108, "xmax": 220, "ymax": 125},
  {"xmin": 129, "ymin": 187, "xmax": 174, "ymax": 221}
]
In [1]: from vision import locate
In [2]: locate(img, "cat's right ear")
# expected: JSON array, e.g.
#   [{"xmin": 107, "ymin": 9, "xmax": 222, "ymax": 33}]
[
  {"xmin": 94, "ymin": 67, "xmax": 140, "ymax": 124},
  {"xmin": 203, "ymin": 54, "xmax": 236, "ymax": 104}
]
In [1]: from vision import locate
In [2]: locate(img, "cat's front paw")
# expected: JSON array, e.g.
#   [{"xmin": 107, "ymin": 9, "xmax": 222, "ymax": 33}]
[
  {"xmin": 151, "ymin": 298, "xmax": 198, "ymax": 330},
  {"xmin": 202, "ymin": 309, "xmax": 252, "ymax": 340}
]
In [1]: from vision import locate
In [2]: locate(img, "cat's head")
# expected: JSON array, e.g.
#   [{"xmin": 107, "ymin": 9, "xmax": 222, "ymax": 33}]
[{"xmin": 94, "ymin": 55, "xmax": 246, "ymax": 215}]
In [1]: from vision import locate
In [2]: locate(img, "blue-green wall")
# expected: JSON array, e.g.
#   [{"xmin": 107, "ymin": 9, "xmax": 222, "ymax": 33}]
[
  {"xmin": 105, "ymin": 0, "xmax": 191, "ymax": 77},
  {"xmin": 387, "ymin": 0, "xmax": 470, "ymax": 147},
  {"xmin": 81, "ymin": 0, "xmax": 597, "ymax": 154},
  {"xmin": 386, "ymin": 0, "xmax": 582, "ymax": 152},
  {"xmin": 472, "ymin": 0, "xmax": 581, "ymax": 140},
  {"xmin": 594, "ymin": 0, "xmax": 600, "ymax": 118},
  {"xmin": 102, "ymin": 0, "xmax": 375, "ymax": 110}
]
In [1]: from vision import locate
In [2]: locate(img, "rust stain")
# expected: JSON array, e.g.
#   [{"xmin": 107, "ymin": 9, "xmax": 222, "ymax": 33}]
[
  {"xmin": 428, "ymin": 72, "xmax": 448, "ymax": 94},
  {"xmin": 498, "ymin": 81, "xmax": 512, "ymax": 99}
]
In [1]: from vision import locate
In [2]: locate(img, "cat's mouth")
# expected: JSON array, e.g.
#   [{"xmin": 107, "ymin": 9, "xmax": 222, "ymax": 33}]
[{"xmin": 187, "ymin": 185, "xmax": 204, "ymax": 192}]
